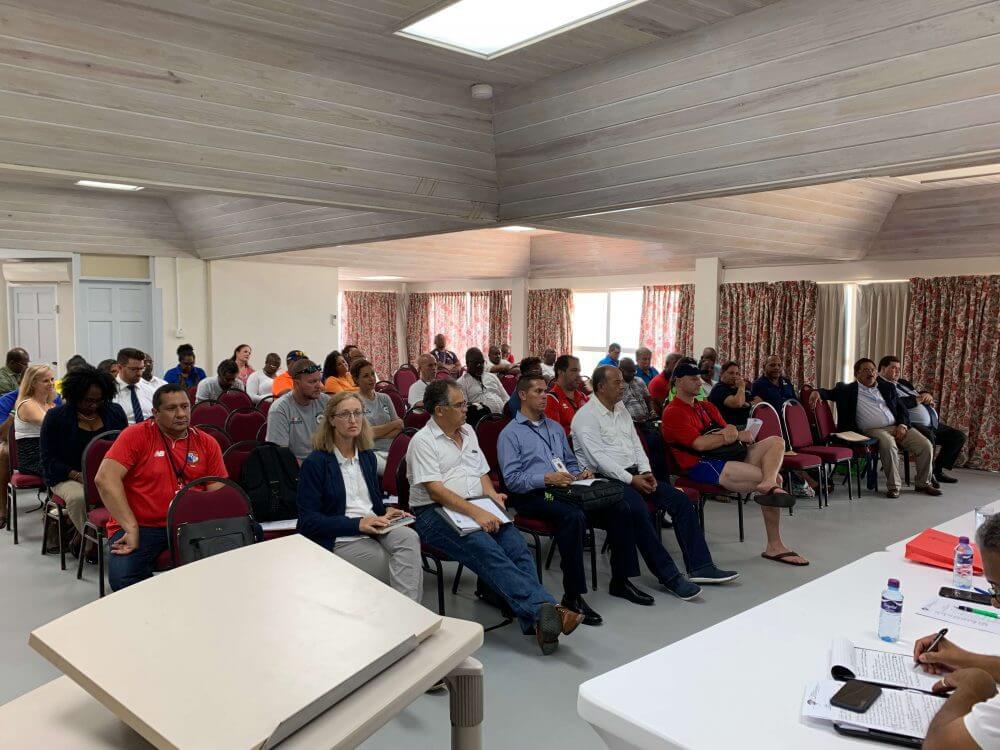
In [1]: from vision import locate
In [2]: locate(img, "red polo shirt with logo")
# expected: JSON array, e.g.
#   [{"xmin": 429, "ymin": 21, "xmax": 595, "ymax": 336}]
[
  {"xmin": 105, "ymin": 421, "xmax": 226, "ymax": 537},
  {"xmin": 661, "ymin": 398, "xmax": 726, "ymax": 472},
  {"xmin": 545, "ymin": 384, "xmax": 589, "ymax": 436}
]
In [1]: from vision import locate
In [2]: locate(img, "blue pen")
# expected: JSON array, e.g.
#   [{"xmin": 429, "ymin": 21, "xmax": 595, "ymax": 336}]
[{"xmin": 975, "ymin": 587, "xmax": 992, "ymax": 597}]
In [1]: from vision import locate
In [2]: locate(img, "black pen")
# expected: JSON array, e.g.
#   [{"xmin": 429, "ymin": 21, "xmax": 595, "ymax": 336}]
[{"xmin": 914, "ymin": 628, "xmax": 948, "ymax": 670}]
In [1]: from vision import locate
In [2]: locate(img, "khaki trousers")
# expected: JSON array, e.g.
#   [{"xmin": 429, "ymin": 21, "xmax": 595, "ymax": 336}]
[
  {"xmin": 50, "ymin": 479, "xmax": 87, "ymax": 533},
  {"xmin": 334, "ymin": 526, "xmax": 423, "ymax": 602},
  {"xmin": 863, "ymin": 427, "xmax": 933, "ymax": 491}
]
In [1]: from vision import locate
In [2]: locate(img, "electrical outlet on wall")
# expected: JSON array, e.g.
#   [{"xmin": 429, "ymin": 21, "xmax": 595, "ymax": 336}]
[
  {"xmin": 175, "ymin": 328, "xmax": 185, "ymax": 338},
  {"xmin": 330, "ymin": 314, "xmax": 337, "ymax": 326}
]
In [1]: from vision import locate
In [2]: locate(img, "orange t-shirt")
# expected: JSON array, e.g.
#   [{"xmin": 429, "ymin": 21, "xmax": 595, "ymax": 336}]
[
  {"xmin": 271, "ymin": 371, "xmax": 292, "ymax": 397},
  {"xmin": 324, "ymin": 375, "xmax": 358, "ymax": 394}
]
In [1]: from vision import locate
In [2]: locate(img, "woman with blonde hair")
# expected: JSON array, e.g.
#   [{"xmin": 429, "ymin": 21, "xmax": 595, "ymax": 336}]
[
  {"xmin": 296, "ymin": 391, "xmax": 422, "ymax": 601},
  {"xmin": 14, "ymin": 363, "xmax": 57, "ymax": 476}
]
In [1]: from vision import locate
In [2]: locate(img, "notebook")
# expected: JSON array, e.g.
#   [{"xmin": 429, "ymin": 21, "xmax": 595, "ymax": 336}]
[
  {"xmin": 829, "ymin": 638, "xmax": 937, "ymax": 692},
  {"xmin": 437, "ymin": 496, "xmax": 511, "ymax": 536}
]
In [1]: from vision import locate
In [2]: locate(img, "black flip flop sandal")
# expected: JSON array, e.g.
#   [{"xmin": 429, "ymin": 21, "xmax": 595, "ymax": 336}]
[{"xmin": 761, "ymin": 551, "xmax": 810, "ymax": 566}]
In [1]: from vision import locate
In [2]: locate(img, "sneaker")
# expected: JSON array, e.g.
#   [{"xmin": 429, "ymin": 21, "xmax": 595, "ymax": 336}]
[
  {"xmin": 688, "ymin": 564, "xmax": 741, "ymax": 585},
  {"xmin": 792, "ymin": 483, "xmax": 815, "ymax": 499},
  {"xmin": 662, "ymin": 575, "xmax": 702, "ymax": 601}
]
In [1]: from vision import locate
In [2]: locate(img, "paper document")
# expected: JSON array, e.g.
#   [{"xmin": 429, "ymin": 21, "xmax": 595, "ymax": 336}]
[
  {"xmin": 803, "ymin": 680, "xmax": 944, "ymax": 740},
  {"xmin": 829, "ymin": 638, "xmax": 937, "ymax": 691},
  {"xmin": 833, "ymin": 431, "xmax": 871, "ymax": 443},
  {"xmin": 744, "ymin": 417, "xmax": 763, "ymax": 440},
  {"xmin": 572, "ymin": 478, "xmax": 600, "ymax": 487},
  {"xmin": 259, "ymin": 519, "xmax": 296, "ymax": 532},
  {"xmin": 917, "ymin": 597, "xmax": 1000, "ymax": 635},
  {"xmin": 439, "ymin": 497, "xmax": 511, "ymax": 536}
]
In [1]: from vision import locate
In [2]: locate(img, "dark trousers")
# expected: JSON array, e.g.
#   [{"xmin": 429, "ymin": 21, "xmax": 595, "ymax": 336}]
[
  {"xmin": 913, "ymin": 422, "xmax": 966, "ymax": 472},
  {"xmin": 107, "ymin": 527, "xmax": 169, "ymax": 592},
  {"xmin": 637, "ymin": 422, "xmax": 669, "ymax": 481},
  {"xmin": 509, "ymin": 491, "xmax": 640, "ymax": 596},
  {"xmin": 629, "ymin": 481, "xmax": 713, "ymax": 575}
]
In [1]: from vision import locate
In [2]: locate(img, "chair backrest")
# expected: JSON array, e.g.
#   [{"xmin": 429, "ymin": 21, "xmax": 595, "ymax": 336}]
[
  {"xmin": 374, "ymin": 380, "xmax": 397, "ymax": 394},
  {"xmin": 403, "ymin": 407, "xmax": 431, "ymax": 430},
  {"xmin": 635, "ymin": 424, "xmax": 652, "ymax": 460},
  {"xmin": 661, "ymin": 439, "xmax": 684, "ymax": 478},
  {"xmin": 197, "ymin": 424, "xmax": 232, "ymax": 452},
  {"xmin": 191, "ymin": 401, "xmax": 230, "ymax": 430},
  {"xmin": 814, "ymin": 400, "xmax": 837, "ymax": 441},
  {"xmin": 393, "ymin": 367, "xmax": 418, "ymax": 395},
  {"xmin": 222, "ymin": 440, "xmax": 261, "ymax": 486},
  {"xmin": 385, "ymin": 388, "xmax": 407, "ymax": 419},
  {"xmin": 782, "ymin": 400, "xmax": 814, "ymax": 450},
  {"xmin": 7, "ymin": 420, "xmax": 19, "ymax": 471},
  {"xmin": 82, "ymin": 429, "xmax": 122, "ymax": 508},
  {"xmin": 500, "ymin": 373, "xmax": 517, "ymax": 395},
  {"xmin": 256, "ymin": 422, "xmax": 268, "ymax": 442},
  {"xmin": 166, "ymin": 477, "xmax": 253, "ymax": 566},
  {"xmin": 395, "ymin": 454, "xmax": 412, "ymax": 511},
  {"xmin": 434, "ymin": 370, "xmax": 451, "ymax": 380},
  {"xmin": 225, "ymin": 408, "xmax": 267, "ymax": 443},
  {"xmin": 475, "ymin": 414, "xmax": 510, "ymax": 481},
  {"xmin": 750, "ymin": 401, "xmax": 786, "ymax": 446},
  {"xmin": 255, "ymin": 395, "xmax": 274, "ymax": 416},
  {"xmin": 218, "ymin": 389, "xmax": 253, "ymax": 411},
  {"xmin": 186, "ymin": 385, "xmax": 199, "ymax": 404},
  {"xmin": 382, "ymin": 430, "xmax": 414, "ymax": 497}
]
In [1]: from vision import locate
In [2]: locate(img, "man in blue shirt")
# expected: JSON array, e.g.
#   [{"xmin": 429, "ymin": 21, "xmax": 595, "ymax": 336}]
[
  {"xmin": 751, "ymin": 354, "xmax": 798, "ymax": 412},
  {"xmin": 597, "ymin": 343, "xmax": 621, "ymax": 368},
  {"xmin": 635, "ymin": 347, "xmax": 659, "ymax": 385}
]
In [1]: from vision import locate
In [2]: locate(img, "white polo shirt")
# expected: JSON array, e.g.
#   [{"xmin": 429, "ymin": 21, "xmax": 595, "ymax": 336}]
[
  {"xmin": 408, "ymin": 379, "xmax": 431, "ymax": 407},
  {"xmin": 406, "ymin": 418, "xmax": 490, "ymax": 508},
  {"xmin": 966, "ymin": 691, "xmax": 1000, "ymax": 749}
]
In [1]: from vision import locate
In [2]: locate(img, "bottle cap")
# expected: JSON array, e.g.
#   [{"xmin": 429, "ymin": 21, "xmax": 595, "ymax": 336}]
[
  {"xmin": 959, "ymin": 536, "xmax": 970, "ymax": 544},
  {"xmin": 887, "ymin": 578, "xmax": 900, "ymax": 589}
]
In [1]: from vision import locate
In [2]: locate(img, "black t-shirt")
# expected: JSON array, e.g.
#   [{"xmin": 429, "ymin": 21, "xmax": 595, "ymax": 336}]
[{"xmin": 708, "ymin": 382, "xmax": 750, "ymax": 426}]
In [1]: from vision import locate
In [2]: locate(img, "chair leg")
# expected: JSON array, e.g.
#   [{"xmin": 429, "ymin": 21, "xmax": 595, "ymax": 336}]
[
  {"xmin": 57, "ymin": 506, "xmax": 66, "ymax": 571},
  {"xmin": 544, "ymin": 537, "xmax": 557, "ymax": 570},
  {"xmin": 98, "ymin": 532, "xmax": 106, "ymax": 598},
  {"xmin": 426, "ymin": 556, "xmax": 445, "ymax": 615},
  {"xmin": 76, "ymin": 525, "xmax": 88, "ymax": 580},
  {"xmin": 588, "ymin": 528, "xmax": 597, "ymax": 591},
  {"xmin": 40, "ymin": 503, "xmax": 50, "ymax": 556},
  {"xmin": 452, "ymin": 564, "xmax": 464, "ymax": 595},
  {"xmin": 10, "ymin": 486, "xmax": 17, "ymax": 545},
  {"xmin": 737, "ymin": 494, "xmax": 744, "ymax": 543}
]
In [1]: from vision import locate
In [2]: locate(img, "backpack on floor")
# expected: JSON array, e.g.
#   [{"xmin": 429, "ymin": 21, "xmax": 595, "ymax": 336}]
[{"xmin": 239, "ymin": 443, "xmax": 299, "ymax": 521}]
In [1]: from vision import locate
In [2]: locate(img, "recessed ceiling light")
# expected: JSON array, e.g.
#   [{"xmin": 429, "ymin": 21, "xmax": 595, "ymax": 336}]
[
  {"xmin": 359, "ymin": 275, "xmax": 404, "ymax": 281},
  {"xmin": 75, "ymin": 180, "xmax": 144, "ymax": 191},
  {"xmin": 397, "ymin": 0, "xmax": 648, "ymax": 59},
  {"xmin": 499, "ymin": 226, "xmax": 536, "ymax": 232}
]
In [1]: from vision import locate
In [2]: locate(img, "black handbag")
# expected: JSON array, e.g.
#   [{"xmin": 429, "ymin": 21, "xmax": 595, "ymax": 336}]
[
  {"xmin": 547, "ymin": 479, "xmax": 624, "ymax": 512},
  {"xmin": 174, "ymin": 516, "xmax": 256, "ymax": 565},
  {"xmin": 675, "ymin": 402, "xmax": 748, "ymax": 461}
]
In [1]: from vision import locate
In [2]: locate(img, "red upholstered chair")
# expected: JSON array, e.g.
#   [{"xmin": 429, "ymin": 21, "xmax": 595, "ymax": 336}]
[
  {"xmin": 191, "ymin": 401, "xmax": 230, "ymax": 431},
  {"xmin": 474, "ymin": 414, "xmax": 510, "ymax": 492},
  {"xmin": 381, "ymin": 429, "xmax": 417, "ymax": 499},
  {"xmin": 814, "ymin": 399, "xmax": 874, "ymax": 497},
  {"xmin": 500, "ymin": 374, "xmax": 517, "ymax": 396},
  {"xmin": 749, "ymin": 401, "xmax": 822, "ymax": 509},
  {"xmin": 225, "ymin": 409, "xmax": 266, "ymax": 444},
  {"xmin": 662, "ymin": 440, "xmax": 750, "ymax": 542},
  {"xmin": 186, "ymin": 385, "xmax": 199, "ymax": 404},
  {"xmin": 434, "ymin": 370, "xmax": 452, "ymax": 380},
  {"xmin": 222, "ymin": 440, "xmax": 260, "ymax": 487},
  {"xmin": 385, "ymin": 389, "xmax": 407, "ymax": 419},
  {"xmin": 6, "ymin": 421, "xmax": 46, "ymax": 546},
  {"xmin": 374, "ymin": 380, "xmax": 397, "ymax": 394},
  {"xmin": 255, "ymin": 395, "xmax": 274, "ymax": 416},
  {"xmin": 256, "ymin": 422, "xmax": 268, "ymax": 442},
  {"xmin": 76, "ymin": 429, "xmax": 122, "ymax": 597},
  {"xmin": 198, "ymin": 424, "xmax": 232, "ymax": 453},
  {"xmin": 403, "ymin": 407, "xmax": 431, "ymax": 431},
  {"xmin": 166, "ymin": 477, "xmax": 254, "ymax": 567},
  {"xmin": 393, "ymin": 366, "xmax": 418, "ymax": 395},
  {"xmin": 218, "ymin": 389, "xmax": 253, "ymax": 411},
  {"xmin": 783, "ymin": 400, "xmax": 854, "ymax": 504}
]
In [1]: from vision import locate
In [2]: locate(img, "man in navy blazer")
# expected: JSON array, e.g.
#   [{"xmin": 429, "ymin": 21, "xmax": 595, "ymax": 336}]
[{"xmin": 810, "ymin": 358, "xmax": 938, "ymax": 499}]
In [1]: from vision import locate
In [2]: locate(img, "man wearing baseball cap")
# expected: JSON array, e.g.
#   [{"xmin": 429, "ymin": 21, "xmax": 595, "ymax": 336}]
[
  {"xmin": 662, "ymin": 361, "xmax": 808, "ymax": 567},
  {"xmin": 266, "ymin": 358, "xmax": 328, "ymax": 462},
  {"xmin": 271, "ymin": 350, "xmax": 307, "ymax": 397}
]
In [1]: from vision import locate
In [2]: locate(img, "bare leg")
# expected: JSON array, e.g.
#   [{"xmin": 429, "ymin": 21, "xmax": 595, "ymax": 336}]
[{"xmin": 745, "ymin": 436, "xmax": 786, "ymax": 493}]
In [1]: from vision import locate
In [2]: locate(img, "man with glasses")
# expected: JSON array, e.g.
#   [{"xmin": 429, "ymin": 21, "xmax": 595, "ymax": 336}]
[
  {"xmin": 406, "ymin": 378, "xmax": 584, "ymax": 655},
  {"xmin": 266, "ymin": 358, "xmax": 329, "ymax": 462},
  {"xmin": 810, "ymin": 358, "xmax": 938, "ymax": 499},
  {"xmin": 113, "ymin": 348, "xmax": 154, "ymax": 424},
  {"xmin": 913, "ymin": 513, "xmax": 1000, "ymax": 749}
]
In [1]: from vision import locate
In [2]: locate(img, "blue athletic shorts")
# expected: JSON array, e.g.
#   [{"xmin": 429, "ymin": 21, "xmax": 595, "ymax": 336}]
[{"xmin": 687, "ymin": 458, "xmax": 728, "ymax": 484}]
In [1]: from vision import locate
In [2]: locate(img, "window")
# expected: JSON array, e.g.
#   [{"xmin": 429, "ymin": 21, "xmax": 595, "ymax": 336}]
[{"xmin": 572, "ymin": 289, "xmax": 642, "ymax": 374}]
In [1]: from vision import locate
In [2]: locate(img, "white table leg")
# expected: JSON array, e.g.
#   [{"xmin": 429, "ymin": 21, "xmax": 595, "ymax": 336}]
[{"xmin": 445, "ymin": 657, "xmax": 483, "ymax": 750}]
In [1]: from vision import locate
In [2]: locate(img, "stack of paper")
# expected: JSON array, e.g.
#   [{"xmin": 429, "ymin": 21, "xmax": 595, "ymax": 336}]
[
  {"xmin": 829, "ymin": 638, "xmax": 938, "ymax": 691},
  {"xmin": 802, "ymin": 681, "xmax": 944, "ymax": 741},
  {"xmin": 917, "ymin": 598, "xmax": 1000, "ymax": 635}
]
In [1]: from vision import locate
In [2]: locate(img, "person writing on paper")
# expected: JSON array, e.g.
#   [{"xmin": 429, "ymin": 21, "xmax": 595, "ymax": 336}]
[
  {"xmin": 96, "ymin": 384, "xmax": 227, "ymax": 591},
  {"xmin": 915, "ymin": 513, "xmax": 1000, "ymax": 749},
  {"xmin": 296, "ymin": 391, "xmax": 421, "ymax": 602},
  {"xmin": 663, "ymin": 361, "xmax": 809, "ymax": 567},
  {"xmin": 573, "ymin": 365, "xmax": 739, "ymax": 601},
  {"xmin": 406, "ymin": 378, "xmax": 584, "ymax": 654}
]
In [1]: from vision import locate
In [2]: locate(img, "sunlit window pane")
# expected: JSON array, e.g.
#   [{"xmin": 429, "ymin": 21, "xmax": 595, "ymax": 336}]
[
  {"xmin": 572, "ymin": 292, "xmax": 608, "ymax": 348},
  {"xmin": 609, "ymin": 289, "xmax": 642, "ymax": 351}
]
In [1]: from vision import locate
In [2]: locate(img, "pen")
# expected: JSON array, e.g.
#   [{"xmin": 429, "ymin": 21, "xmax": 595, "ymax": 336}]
[
  {"xmin": 914, "ymin": 628, "xmax": 948, "ymax": 670},
  {"xmin": 959, "ymin": 605, "xmax": 999, "ymax": 619},
  {"xmin": 975, "ymin": 587, "xmax": 992, "ymax": 597}
]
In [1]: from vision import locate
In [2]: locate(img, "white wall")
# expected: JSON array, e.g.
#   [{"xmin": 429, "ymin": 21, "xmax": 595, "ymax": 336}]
[
  {"xmin": 154, "ymin": 256, "xmax": 209, "ymax": 373},
  {"xmin": 207, "ymin": 260, "xmax": 339, "ymax": 369}
]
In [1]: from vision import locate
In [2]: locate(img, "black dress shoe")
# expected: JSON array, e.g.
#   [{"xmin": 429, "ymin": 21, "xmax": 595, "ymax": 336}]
[
  {"xmin": 609, "ymin": 578, "xmax": 655, "ymax": 606},
  {"xmin": 934, "ymin": 471, "xmax": 958, "ymax": 484},
  {"xmin": 561, "ymin": 594, "xmax": 603, "ymax": 626}
]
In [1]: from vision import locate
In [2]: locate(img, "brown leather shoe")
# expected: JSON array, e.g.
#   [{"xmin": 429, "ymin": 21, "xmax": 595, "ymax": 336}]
[
  {"xmin": 886, "ymin": 488, "xmax": 900, "ymax": 499},
  {"xmin": 917, "ymin": 484, "xmax": 943, "ymax": 497},
  {"xmin": 556, "ymin": 604, "xmax": 585, "ymax": 635}
]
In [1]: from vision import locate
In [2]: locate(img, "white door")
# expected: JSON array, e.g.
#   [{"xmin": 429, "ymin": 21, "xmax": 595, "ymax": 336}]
[
  {"xmin": 9, "ymin": 285, "xmax": 59, "ymax": 373},
  {"xmin": 79, "ymin": 281, "xmax": 153, "ymax": 364}
]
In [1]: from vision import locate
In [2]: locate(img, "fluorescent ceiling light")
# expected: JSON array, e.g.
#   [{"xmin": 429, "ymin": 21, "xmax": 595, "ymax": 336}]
[
  {"xmin": 359, "ymin": 275, "xmax": 404, "ymax": 281},
  {"xmin": 75, "ymin": 180, "xmax": 144, "ymax": 191},
  {"xmin": 499, "ymin": 226, "xmax": 535, "ymax": 232},
  {"xmin": 397, "ymin": 0, "xmax": 648, "ymax": 59}
]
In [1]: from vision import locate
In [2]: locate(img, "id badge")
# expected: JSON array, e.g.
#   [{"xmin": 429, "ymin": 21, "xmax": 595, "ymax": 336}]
[{"xmin": 551, "ymin": 456, "xmax": 568, "ymax": 474}]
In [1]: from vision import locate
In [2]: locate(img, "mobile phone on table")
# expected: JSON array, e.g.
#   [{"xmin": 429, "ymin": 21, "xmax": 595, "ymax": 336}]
[
  {"xmin": 939, "ymin": 586, "xmax": 992, "ymax": 606},
  {"xmin": 831, "ymin": 680, "xmax": 882, "ymax": 713}
]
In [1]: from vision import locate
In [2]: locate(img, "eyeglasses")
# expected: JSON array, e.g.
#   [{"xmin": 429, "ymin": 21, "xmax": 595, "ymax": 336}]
[
  {"xmin": 294, "ymin": 364, "xmax": 322, "ymax": 376},
  {"xmin": 333, "ymin": 410, "xmax": 364, "ymax": 421},
  {"xmin": 447, "ymin": 400, "xmax": 468, "ymax": 410}
]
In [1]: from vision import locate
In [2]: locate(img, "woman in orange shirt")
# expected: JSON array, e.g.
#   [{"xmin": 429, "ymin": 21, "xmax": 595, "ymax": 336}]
[{"xmin": 323, "ymin": 351, "xmax": 357, "ymax": 394}]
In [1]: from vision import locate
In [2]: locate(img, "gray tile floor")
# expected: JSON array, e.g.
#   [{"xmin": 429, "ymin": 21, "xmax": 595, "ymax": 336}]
[{"xmin": 3, "ymin": 470, "xmax": 998, "ymax": 748}]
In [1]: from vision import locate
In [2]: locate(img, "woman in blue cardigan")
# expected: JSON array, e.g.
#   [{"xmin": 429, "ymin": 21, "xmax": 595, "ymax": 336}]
[{"xmin": 297, "ymin": 391, "xmax": 422, "ymax": 602}]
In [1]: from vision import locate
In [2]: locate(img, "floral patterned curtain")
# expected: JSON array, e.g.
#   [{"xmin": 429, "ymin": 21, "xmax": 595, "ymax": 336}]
[
  {"xmin": 405, "ymin": 292, "xmax": 430, "ymax": 364},
  {"xmin": 717, "ymin": 281, "xmax": 817, "ymax": 388},
  {"xmin": 341, "ymin": 291, "xmax": 399, "ymax": 378},
  {"xmin": 639, "ymin": 284, "xmax": 694, "ymax": 367},
  {"xmin": 527, "ymin": 289, "xmax": 573, "ymax": 356},
  {"xmin": 905, "ymin": 275, "xmax": 1000, "ymax": 471},
  {"xmin": 469, "ymin": 290, "xmax": 512, "ymax": 354}
]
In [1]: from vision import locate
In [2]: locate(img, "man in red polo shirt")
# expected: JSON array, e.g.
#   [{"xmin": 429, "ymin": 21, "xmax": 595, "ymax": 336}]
[
  {"xmin": 661, "ymin": 361, "xmax": 808, "ymax": 567},
  {"xmin": 97, "ymin": 382, "xmax": 226, "ymax": 591},
  {"xmin": 545, "ymin": 355, "xmax": 589, "ymax": 436}
]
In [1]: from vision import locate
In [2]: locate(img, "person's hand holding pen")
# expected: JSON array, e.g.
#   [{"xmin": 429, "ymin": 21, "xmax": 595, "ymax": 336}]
[{"xmin": 914, "ymin": 630, "xmax": 977, "ymax": 675}]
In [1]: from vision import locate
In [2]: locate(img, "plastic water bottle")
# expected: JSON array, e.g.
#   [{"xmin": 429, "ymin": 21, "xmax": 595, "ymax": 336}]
[
  {"xmin": 954, "ymin": 536, "xmax": 975, "ymax": 590},
  {"xmin": 878, "ymin": 579, "xmax": 903, "ymax": 643}
]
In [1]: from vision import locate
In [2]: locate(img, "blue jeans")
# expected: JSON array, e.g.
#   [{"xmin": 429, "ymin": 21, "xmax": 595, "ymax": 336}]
[
  {"xmin": 632, "ymin": 480, "xmax": 713, "ymax": 575},
  {"xmin": 107, "ymin": 527, "xmax": 169, "ymax": 592},
  {"xmin": 415, "ymin": 507, "xmax": 556, "ymax": 634}
]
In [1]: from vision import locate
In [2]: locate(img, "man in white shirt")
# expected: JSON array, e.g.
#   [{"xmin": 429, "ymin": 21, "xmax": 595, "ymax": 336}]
[
  {"xmin": 195, "ymin": 359, "xmax": 246, "ymax": 403},
  {"xmin": 914, "ymin": 513, "xmax": 1000, "ymax": 749},
  {"xmin": 458, "ymin": 347, "xmax": 508, "ymax": 415},
  {"xmin": 407, "ymin": 353, "xmax": 437, "ymax": 408},
  {"xmin": 487, "ymin": 345, "xmax": 513, "ymax": 374},
  {"xmin": 141, "ymin": 353, "xmax": 167, "ymax": 391},
  {"xmin": 540, "ymin": 348, "xmax": 557, "ymax": 382},
  {"xmin": 246, "ymin": 352, "xmax": 280, "ymax": 403},
  {"xmin": 572, "ymin": 365, "xmax": 738, "ymax": 601},
  {"xmin": 406, "ymin": 378, "xmax": 582, "ymax": 655},
  {"xmin": 113, "ymin": 348, "xmax": 154, "ymax": 424}
]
